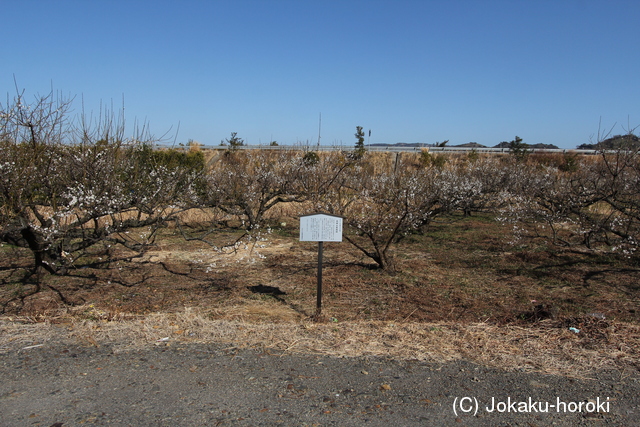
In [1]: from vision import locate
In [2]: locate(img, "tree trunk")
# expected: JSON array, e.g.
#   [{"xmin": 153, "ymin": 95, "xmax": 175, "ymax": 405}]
[
  {"xmin": 373, "ymin": 251, "xmax": 396, "ymax": 273},
  {"xmin": 20, "ymin": 227, "xmax": 64, "ymax": 275}
]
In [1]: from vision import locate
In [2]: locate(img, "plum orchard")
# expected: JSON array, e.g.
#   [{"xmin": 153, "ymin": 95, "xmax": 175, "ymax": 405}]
[
  {"xmin": 2, "ymin": 89, "xmax": 639, "ymax": 284},
  {"xmin": 203, "ymin": 149, "xmax": 309, "ymax": 230},
  {"xmin": 499, "ymin": 143, "xmax": 640, "ymax": 255},
  {"xmin": 194, "ymin": 140, "xmax": 633, "ymax": 266},
  {"xmin": 0, "ymin": 91, "xmax": 203, "ymax": 280},
  {"xmin": 312, "ymin": 155, "xmax": 463, "ymax": 271}
]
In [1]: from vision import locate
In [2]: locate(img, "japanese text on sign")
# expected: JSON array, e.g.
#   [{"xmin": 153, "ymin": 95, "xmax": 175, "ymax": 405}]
[{"xmin": 299, "ymin": 214, "xmax": 343, "ymax": 242}]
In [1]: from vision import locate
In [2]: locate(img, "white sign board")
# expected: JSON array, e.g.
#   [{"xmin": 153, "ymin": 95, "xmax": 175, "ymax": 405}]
[{"xmin": 299, "ymin": 213, "xmax": 343, "ymax": 242}]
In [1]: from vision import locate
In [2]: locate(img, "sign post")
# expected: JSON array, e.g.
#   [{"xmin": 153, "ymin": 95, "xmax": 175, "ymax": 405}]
[
  {"xmin": 299, "ymin": 213, "xmax": 343, "ymax": 317},
  {"xmin": 317, "ymin": 241, "xmax": 323, "ymax": 313}
]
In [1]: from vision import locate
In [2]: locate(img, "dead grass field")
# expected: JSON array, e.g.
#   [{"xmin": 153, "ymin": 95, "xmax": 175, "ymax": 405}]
[{"xmin": 1, "ymin": 213, "xmax": 639, "ymax": 377}]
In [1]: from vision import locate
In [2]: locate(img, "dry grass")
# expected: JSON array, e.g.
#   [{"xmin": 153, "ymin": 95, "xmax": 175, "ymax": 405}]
[{"xmin": 1, "ymin": 308, "xmax": 638, "ymax": 379}]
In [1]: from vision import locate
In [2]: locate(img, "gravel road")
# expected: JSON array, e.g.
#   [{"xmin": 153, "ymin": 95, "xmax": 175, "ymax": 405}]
[{"xmin": 1, "ymin": 342, "xmax": 638, "ymax": 426}]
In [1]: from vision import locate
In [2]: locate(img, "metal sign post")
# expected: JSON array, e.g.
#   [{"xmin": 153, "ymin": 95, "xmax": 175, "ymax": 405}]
[
  {"xmin": 299, "ymin": 213, "xmax": 343, "ymax": 318},
  {"xmin": 317, "ymin": 241, "xmax": 323, "ymax": 315}
]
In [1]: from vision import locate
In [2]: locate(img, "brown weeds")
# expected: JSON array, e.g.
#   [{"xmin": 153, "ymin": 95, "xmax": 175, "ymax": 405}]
[{"xmin": 1, "ymin": 309, "xmax": 637, "ymax": 378}]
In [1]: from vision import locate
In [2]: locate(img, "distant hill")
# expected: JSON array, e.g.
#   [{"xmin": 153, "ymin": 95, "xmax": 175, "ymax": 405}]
[
  {"xmin": 494, "ymin": 141, "xmax": 511, "ymax": 149},
  {"xmin": 530, "ymin": 143, "xmax": 560, "ymax": 149},
  {"xmin": 577, "ymin": 134, "xmax": 640, "ymax": 150},
  {"xmin": 454, "ymin": 142, "xmax": 487, "ymax": 148},
  {"xmin": 493, "ymin": 141, "xmax": 559, "ymax": 150}
]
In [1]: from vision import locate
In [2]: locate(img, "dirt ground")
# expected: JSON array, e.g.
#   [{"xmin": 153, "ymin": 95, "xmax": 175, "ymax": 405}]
[{"xmin": 1, "ymin": 214, "xmax": 639, "ymax": 378}]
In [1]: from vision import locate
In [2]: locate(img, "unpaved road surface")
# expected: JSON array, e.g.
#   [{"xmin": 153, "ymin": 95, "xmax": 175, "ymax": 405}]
[{"xmin": 1, "ymin": 342, "xmax": 638, "ymax": 426}]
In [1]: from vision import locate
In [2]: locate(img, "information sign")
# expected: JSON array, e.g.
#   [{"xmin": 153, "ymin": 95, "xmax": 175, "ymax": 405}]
[
  {"xmin": 299, "ymin": 213, "xmax": 343, "ymax": 242},
  {"xmin": 299, "ymin": 213, "xmax": 344, "ymax": 317}
]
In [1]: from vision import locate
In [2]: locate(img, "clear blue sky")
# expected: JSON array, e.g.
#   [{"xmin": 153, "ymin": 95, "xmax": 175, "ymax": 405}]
[{"xmin": 3, "ymin": 0, "xmax": 639, "ymax": 148}]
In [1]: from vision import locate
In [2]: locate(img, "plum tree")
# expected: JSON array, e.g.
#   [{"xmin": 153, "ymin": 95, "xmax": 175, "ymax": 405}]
[{"xmin": 0, "ymin": 89, "xmax": 202, "ymax": 281}]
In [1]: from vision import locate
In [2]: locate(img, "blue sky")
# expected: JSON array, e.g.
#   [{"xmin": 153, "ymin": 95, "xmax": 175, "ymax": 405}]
[{"xmin": 2, "ymin": 0, "xmax": 639, "ymax": 148}]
